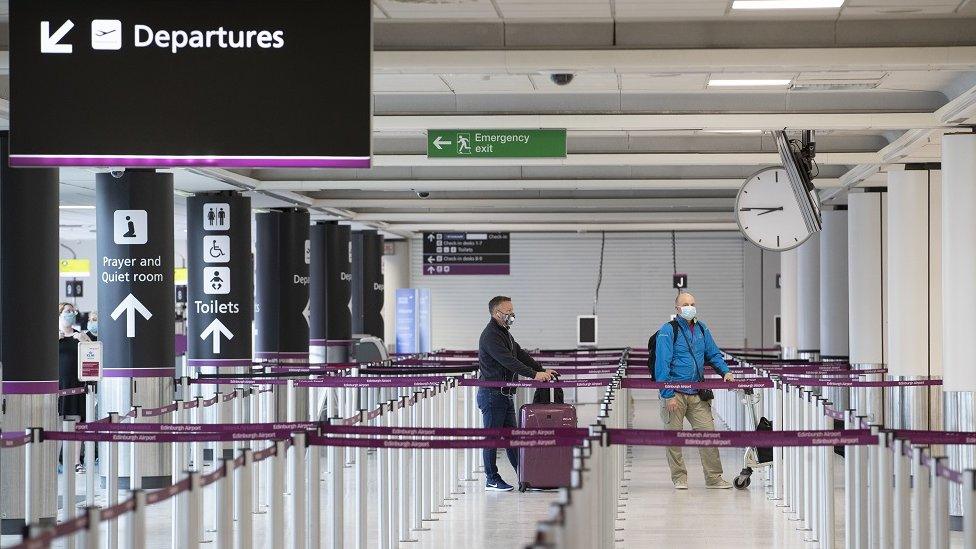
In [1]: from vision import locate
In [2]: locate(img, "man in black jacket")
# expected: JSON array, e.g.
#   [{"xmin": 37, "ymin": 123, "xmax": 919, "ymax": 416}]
[{"xmin": 478, "ymin": 295, "xmax": 557, "ymax": 491}]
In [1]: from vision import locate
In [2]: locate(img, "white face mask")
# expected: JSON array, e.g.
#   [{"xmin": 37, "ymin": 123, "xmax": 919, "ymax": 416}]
[
  {"xmin": 497, "ymin": 311, "xmax": 515, "ymax": 327},
  {"xmin": 678, "ymin": 305, "xmax": 697, "ymax": 321}
]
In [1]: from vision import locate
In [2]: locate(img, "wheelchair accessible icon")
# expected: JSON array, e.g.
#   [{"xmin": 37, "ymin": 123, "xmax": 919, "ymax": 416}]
[{"xmin": 203, "ymin": 235, "xmax": 230, "ymax": 263}]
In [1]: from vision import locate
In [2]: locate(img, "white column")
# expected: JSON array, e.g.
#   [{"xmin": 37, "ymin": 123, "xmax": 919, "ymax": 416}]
[
  {"xmin": 847, "ymin": 191, "xmax": 887, "ymax": 366},
  {"xmin": 942, "ymin": 133, "xmax": 976, "ymax": 392},
  {"xmin": 780, "ymin": 249, "xmax": 799, "ymax": 355},
  {"xmin": 819, "ymin": 208, "xmax": 849, "ymax": 359},
  {"xmin": 796, "ymin": 233, "xmax": 821, "ymax": 356},
  {"xmin": 886, "ymin": 169, "xmax": 942, "ymax": 378}
]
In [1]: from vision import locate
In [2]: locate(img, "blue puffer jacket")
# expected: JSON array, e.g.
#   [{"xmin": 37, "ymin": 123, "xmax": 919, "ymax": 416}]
[{"xmin": 653, "ymin": 318, "xmax": 730, "ymax": 399}]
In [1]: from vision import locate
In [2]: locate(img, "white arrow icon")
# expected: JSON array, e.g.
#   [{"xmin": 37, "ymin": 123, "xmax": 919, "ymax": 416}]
[
  {"xmin": 110, "ymin": 293, "xmax": 152, "ymax": 338},
  {"xmin": 41, "ymin": 20, "xmax": 74, "ymax": 54},
  {"xmin": 433, "ymin": 136, "xmax": 452, "ymax": 150},
  {"xmin": 427, "ymin": 256, "xmax": 435, "ymax": 263},
  {"xmin": 427, "ymin": 234, "xmax": 435, "ymax": 242},
  {"xmin": 302, "ymin": 300, "xmax": 311, "ymax": 326},
  {"xmin": 200, "ymin": 318, "xmax": 234, "ymax": 354},
  {"xmin": 427, "ymin": 266, "xmax": 435, "ymax": 274}
]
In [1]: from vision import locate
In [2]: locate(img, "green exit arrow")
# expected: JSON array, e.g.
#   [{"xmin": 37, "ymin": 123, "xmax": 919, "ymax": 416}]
[{"xmin": 427, "ymin": 129, "xmax": 567, "ymax": 158}]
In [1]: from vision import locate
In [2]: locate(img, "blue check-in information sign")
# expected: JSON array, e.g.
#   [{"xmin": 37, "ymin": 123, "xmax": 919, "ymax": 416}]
[{"xmin": 422, "ymin": 232, "xmax": 510, "ymax": 276}]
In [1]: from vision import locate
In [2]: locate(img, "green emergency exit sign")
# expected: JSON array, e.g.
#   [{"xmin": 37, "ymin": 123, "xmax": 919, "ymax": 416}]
[{"xmin": 427, "ymin": 129, "xmax": 567, "ymax": 158}]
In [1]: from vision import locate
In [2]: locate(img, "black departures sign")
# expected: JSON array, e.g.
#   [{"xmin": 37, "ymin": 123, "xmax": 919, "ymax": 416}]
[{"xmin": 10, "ymin": 0, "xmax": 371, "ymax": 168}]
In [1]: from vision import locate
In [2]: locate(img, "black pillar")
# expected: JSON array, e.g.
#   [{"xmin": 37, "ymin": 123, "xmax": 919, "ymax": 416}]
[
  {"xmin": 351, "ymin": 229, "xmax": 385, "ymax": 340},
  {"xmin": 0, "ymin": 132, "xmax": 60, "ymax": 533},
  {"xmin": 254, "ymin": 208, "xmax": 310, "ymax": 362},
  {"xmin": 186, "ymin": 192, "xmax": 252, "ymax": 369},
  {"xmin": 309, "ymin": 221, "xmax": 352, "ymax": 363}
]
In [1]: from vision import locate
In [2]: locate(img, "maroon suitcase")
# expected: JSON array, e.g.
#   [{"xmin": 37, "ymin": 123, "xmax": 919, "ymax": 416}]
[{"xmin": 517, "ymin": 403, "xmax": 577, "ymax": 492}]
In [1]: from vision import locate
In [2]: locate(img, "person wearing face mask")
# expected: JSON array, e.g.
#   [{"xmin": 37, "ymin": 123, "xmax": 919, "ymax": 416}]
[
  {"xmin": 654, "ymin": 291, "xmax": 734, "ymax": 490},
  {"xmin": 58, "ymin": 303, "xmax": 89, "ymax": 472},
  {"xmin": 85, "ymin": 310, "xmax": 99, "ymax": 340},
  {"xmin": 477, "ymin": 295, "xmax": 557, "ymax": 492}
]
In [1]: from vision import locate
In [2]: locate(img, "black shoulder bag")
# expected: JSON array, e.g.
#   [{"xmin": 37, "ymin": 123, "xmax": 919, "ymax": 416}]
[{"xmin": 678, "ymin": 323, "xmax": 714, "ymax": 402}]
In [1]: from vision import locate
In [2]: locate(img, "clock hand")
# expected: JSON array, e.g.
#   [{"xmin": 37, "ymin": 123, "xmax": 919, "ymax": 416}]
[
  {"xmin": 739, "ymin": 207, "xmax": 784, "ymax": 215},
  {"xmin": 756, "ymin": 207, "xmax": 784, "ymax": 216}
]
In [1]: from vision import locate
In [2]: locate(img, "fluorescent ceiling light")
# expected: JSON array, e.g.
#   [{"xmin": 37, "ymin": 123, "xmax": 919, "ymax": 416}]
[
  {"xmin": 59, "ymin": 205, "xmax": 95, "ymax": 209},
  {"xmin": 732, "ymin": 0, "xmax": 844, "ymax": 9},
  {"xmin": 708, "ymin": 78, "xmax": 792, "ymax": 87},
  {"xmin": 702, "ymin": 129, "xmax": 764, "ymax": 134},
  {"xmin": 174, "ymin": 189, "xmax": 194, "ymax": 198}
]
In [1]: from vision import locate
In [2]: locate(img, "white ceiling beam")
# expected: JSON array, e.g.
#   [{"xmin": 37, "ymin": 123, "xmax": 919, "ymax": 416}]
[
  {"xmin": 351, "ymin": 212, "xmax": 731, "ymax": 223},
  {"xmin": 386, "ymin": 222, "xmax": 740, "ymax": 233},
  {"xmin": 313, "ymin": 197, "xmax": 732, "ymax": 210},
  {"xmin": 374, "ymin": 47, "xmax": 976, "ymax": 74},
  {"xmin": 256, "ymin": 177, "xmax": 858, "ymax": 192},
  {"xmin": 373, "ymin": 113, "xmax": 939, "ymax": 132},
  {"xmin": 369, "ymin": 152, "xmax": 878, "ymax": 167}
]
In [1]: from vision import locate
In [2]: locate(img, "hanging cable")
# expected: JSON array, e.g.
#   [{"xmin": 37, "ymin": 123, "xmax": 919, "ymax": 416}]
[
  {"xmin": 592, "ymin": 232, "xmax": 606, "ymax": 315},
  {"xmin": 671, "ymin": 231, "xmax": 681, "ymax": 296}
]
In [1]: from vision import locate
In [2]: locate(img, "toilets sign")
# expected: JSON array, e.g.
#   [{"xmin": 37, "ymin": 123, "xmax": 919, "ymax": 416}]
[{"xmin": 427, "ymin": 129, "xmax": 567, "ymax": 158}]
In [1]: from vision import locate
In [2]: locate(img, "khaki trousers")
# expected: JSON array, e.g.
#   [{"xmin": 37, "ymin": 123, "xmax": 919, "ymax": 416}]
[{"xmin": 660, "ymin": 392, "xmax": 724, "ymax": 484}]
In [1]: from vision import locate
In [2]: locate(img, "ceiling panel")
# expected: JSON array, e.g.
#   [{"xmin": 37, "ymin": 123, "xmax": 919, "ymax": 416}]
[
  {"xmin": 374, "ymin": 0, "xmax": 499, "ymax": 19},
  {"xmin": 375, "ymin": 73, "xmax": 452, "ymax": 93},
  {"xmin": 528, "ymin": 72, "xmax": 619, "ymax": 92},
  {"xmin": 441, "ymin": 73, "xmax": 535, "ymax": 92},
  {"xmin": 495, "ymin": 0, "xmax": 612, "ymax": 19},
  {"xmin": 621, "ymin": 73, "xmax": 709, "ymax": 91}
]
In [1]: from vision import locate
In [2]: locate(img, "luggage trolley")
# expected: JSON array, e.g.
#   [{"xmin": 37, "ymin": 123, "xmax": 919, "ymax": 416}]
[{"xmin": 733, "ymin": 387, "xmax": 774, "ymax": 489}]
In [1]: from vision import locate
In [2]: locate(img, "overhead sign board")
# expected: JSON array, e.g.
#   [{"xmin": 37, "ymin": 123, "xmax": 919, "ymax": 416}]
[
  {"xmin": 422, "ymin": 232, "xmax": 510, "ymax": 276},
  {"xmin": 10, "ymin": 0, "xmax": 372, "ymax": 168},
  {"xmin": 59, "ymin": 258, "xmax": 91, "ymax": 277},
  {"xmin": 427, "ymin": 129, "xmax": 566, "ymax": 158}
]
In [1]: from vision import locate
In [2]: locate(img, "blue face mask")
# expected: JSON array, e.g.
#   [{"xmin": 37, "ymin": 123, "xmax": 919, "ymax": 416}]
[
  {"xmin": 61, "ymin": 311, "xmax": 77, "ymax": 326},
  {"xmin": 87, "ymin": 321, "xmax": 98, "ymax": 336},
  {"xmin": 678, "ymin": 306, "xmax": 697, "ymax": 322}
]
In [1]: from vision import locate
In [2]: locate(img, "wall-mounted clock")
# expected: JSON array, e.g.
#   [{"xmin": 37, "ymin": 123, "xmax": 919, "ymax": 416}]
[{"xmin": 735, "ymin": 167, "xmax": 814, "ymax": 251}]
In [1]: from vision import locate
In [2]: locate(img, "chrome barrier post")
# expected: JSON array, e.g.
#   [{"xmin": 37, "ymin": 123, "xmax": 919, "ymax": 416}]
[
  {"xmin": 411, "ymin": 394, "xmax": 428, "ymax": 534},
  {"xmin": 377, "ymin": 404, "xmax": 390, "ymax": 549},
  {"xmin": 876, "ymin": 430, "xmax": 893, "ymax": 549},
  {"xmin": 62, "ymin": 418, "xmax": 78, "ymax": 548},
  {"xmin": 250, "ymin": 388, "xmax": 265, "ymax": 515},
  {"xmin": 931, "ymin": 456, "xmax": 949, "ymax": 549},
  {"xmin": 236, "ymin": 449, "xmax": 254, "ymax": 549},
  {"xmin": 356, "ymin": 408, "xmax": 369, "ymax": 549},
  {"xmin": 853, "ymin": 415, "xmax": 868, "ymax": 549},
  {"xmin": 127, "ymin": 489, "xmax": 146, "ymax": 549},
  {"xmin": 292, "ymin": 432, "xmax": 308, "ymax": 549},
  {"xmin": 802, "ymin": 391, "xmax": 816, "ymax": 540},
  {"xmin": 23, "ymin": 428, "xmax": 43, "ymax": 528},
  {"xmin": 867, "ymin": 424, "xmax": 880, "ymax": 548},
  {"xmin": 85, "ymin": 384, "xmax": 96, "ymax": 507},
  {"xmin": 329, "ymin": 420, "xmax": 344, "ymax": 549},
  {"xmin": 269, "ymin": 440, "xmax": 287, "ymax": 549},
  {"xmin": 387, "ymin": 401, "xmax": 400, "ymax": 549},
  {"xmin": 964, "ymin": 469, "xmax": 976, "ymax": 549},
  {"xmin": 171, "ymin": 401, "xmax": 186, "ymax": 549},
  {"xmin": 83, "ymin": 506, "xmax": 100, "ymax": 549},
  {"xmin": 398, "ymin": 396, "xmax": 415, "ymax": 543},
  {"xmin": 130, "ymin": 406, "xmax": 142, "ymax": 492},
  {"xmin": 308, "ymin": 427, "xmax": 322, "ymax": 549},
  {"xmin": 912, "ymin": 447, "xmax": 930, "ymax": 549},
  {"xmin": 182, "ymin": 470, "xmax": 201, "ymax": 549},
  {"xmin": 773, "ymin": 380, "xmax": 784, "ymax": 502},
  {"xmin": 421, "ymin": 389, "xmax": 435, "ymax": 525},
  {"xmin": 217, "ymin": 457, "xmax": 234, "ymax": 549},
  {"xmin": 843, "ymin": 410, "xmax": 857, "ymax": 549},
  {"xmin": 106, "ymin": 412, "xmax": 120, "ymax": 549},
  {"xmin": 893, "ymin": 439, "xmax": 911, "ymax": 549}
]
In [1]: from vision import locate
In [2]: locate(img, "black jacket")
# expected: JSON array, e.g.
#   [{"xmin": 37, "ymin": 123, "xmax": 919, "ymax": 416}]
[{"xmin": 478, "ymin": 320, "xmax": 542, "ymax": 382}]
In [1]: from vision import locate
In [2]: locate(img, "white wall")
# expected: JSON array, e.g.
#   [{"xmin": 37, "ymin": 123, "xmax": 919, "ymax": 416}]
[
  {"xmin": 382, "ymin": 240, "xmax": 411, "ymax": 347},
  {"xmin": 59, "ymin": 238, "xmax": 188, "ymax": 314},
  {"xmin": 408, "ymin": 232, "xmax": 747, "ymax": 350}
]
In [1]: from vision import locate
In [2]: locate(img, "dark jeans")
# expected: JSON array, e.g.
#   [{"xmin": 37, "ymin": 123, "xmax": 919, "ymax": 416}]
[{"xmin": 477, "ymin": 387, "xmax": 518, "ymax": 482}]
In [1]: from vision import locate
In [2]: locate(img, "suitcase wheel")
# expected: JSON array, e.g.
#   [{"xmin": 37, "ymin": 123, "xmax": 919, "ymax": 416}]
[
  {"xmin": 733, "ymin": 475, "xmax": 751, "ymax": 489},
  {"xmin": 518, "ymin": 482, "xmax": 528, "ymax": 493}
]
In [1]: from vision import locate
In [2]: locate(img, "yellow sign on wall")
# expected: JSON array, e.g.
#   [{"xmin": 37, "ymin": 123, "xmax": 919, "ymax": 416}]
[
  {"xmin": 174, "ymin": 268, "xmax": 188, "ymax": 285},
  {"xmin": 59, "ymin": 259, "xmax": 91, "ymax": 277}
]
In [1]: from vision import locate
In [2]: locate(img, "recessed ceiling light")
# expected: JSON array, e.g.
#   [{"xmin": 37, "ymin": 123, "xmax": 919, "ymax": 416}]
[
  {"xmin": 708, "ymin": 78, "xmax": 792, "ymax": 87},
  {"xmin": 732, "ymin": 0, "xmax": 844, "ymax": 9},
  {"xmin": 59, "ymin": 205, "xmax": 96, "ymax": 209}
]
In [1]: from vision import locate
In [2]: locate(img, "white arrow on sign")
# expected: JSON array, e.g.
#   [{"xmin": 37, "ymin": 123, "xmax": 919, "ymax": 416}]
[
  {"xmin": 427, "ymin": 234, "xmax": 435, "ymax": 242},
  {"xmin": 41, "ymin": 20, "xmax": 74, "ymax": 54},
  {"xmin": 110, "ymin": 293, "xmax": 152, "ymax": 338},
  {"xmin": 302, "ymin": 300, "xmax": 311, "ymax": 327},
  {"xmin": 427, "ymin": 256, "xmax": 436, "ymax": 263},
  {"xmin": 200, "ymin": 318, "xmax": 234, "ymax": 354},
  {"xmin": 432, "ymin": 136, "xmax": 453, "ymax": 150},
  {"xmin": 427, "ymin": 266, "xmax": 435, "ymax": 274}
]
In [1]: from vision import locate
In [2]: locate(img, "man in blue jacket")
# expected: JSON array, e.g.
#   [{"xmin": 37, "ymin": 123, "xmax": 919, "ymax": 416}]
[{"xmin": 654, "ymin": 291, "xmax": 734, "ymax": 490}]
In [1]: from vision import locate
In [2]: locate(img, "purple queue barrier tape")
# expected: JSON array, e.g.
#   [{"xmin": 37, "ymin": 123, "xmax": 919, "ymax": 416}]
[
  {"xmin": 201, "ymin": 465, "xmax": 226, "ymax": 487},
  {"xmin": 891, "ymin": 430, "xmax": 976, "ymax": 445},
  {"xmin": 44, "ymin": 430, "xmax": 294, "ymax": 443},
  {"xmin": 937, "ymin": 462, "xmax": 965, "ymax": 484},
  {"xmin": 307, "ymin": 434, "xmax": 584, "ymax": 449},
  {"xmin": 824, "ymin": 406, "xmax": 846, "ymax": 420},
  {"xmin": 317, "ymin": 425, "xmax": 590, "ymax": 438},
  {"xmin": 778, "ymin": 379, "xmax": 942, "ymax": 388},
  {"xmin": 0, "ymin": 433, "xmax": 30, "ymax": 448},
  {"xmin": 458, "ymin": 378, "xmax": 613, "ymax": 389},
  {"xmin": 100, "ymin": 498, "xmax": 137, "ymax": 521},
  {"xmin": 76, "ymin": 421, "xmax": 322, "ymax": 434},
  {"xmin": 620, "ymin": 379, "xmax": 773, "ymax": 390},
  {"xmin": 607, "ymin": 428, "xmax": 874, "ymax": 447},
  {"xmin": 145, "ymin": 477, "xmax": 192, "ymax": 505},
  {"xmin": 5, "ymin": 513, "xmax": 92, "ymax": 549},
  {"xmin": 296, "ymin": 376, "xmax": 450, "ymax": 388}
]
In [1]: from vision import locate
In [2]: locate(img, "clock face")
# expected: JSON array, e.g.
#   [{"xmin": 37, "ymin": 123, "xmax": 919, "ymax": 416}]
[{"xmin": 735, "ymin": 167, "xmax": 813, "ymax": 251}]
